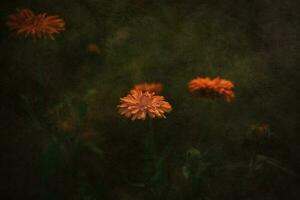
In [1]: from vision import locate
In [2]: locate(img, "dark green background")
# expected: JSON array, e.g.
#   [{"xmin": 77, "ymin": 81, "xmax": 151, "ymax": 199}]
[{"xmin": 1, "ymin": 0, "xmax": 299, "ymax": 199}]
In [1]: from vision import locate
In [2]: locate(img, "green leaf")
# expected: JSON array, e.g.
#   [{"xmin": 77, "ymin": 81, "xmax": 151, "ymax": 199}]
[
  {"xmin": 186, "ymin": 147, "xmax": 202, "ymax": 160},
  {"xmin": 182, "ymin": 165, "xmax": 190, "ymax": 179},
  {"xmin": 41, "ymin": 140, "xmax": 62, "ymax": 182},
  {"xmin": 254, "ymin": 155, "xmax": 297, "ymax": 176},
  {"xmin": 84, "ymin": 143, "xmax": 104, "ymax": 158},
  {"xmin": 78, "ymin": 101, "xmax": 88, "ymax": 121}
]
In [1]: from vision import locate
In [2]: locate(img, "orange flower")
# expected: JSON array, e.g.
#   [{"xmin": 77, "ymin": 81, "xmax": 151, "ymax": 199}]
[
  {"xmin": 87, "ymin": 43, "xmax": 100, "ymax": 54},
  {"xmin": 250, "ymin": 123, "xmax": 270, "ymax": 137},
  {"xmin": 118, "ymin": 89, "xmax": 172, "ymax": 120},
  {"xmin": 133, "ymin": 82, "xmax": 164, "ymax": 94},
  {"xmin": 188, "ymin": 77, "xmax": 235, "ymax": 102},
  {"xmin": 7, "ymin": 8, "xmax": 65, "ymax": 40}
]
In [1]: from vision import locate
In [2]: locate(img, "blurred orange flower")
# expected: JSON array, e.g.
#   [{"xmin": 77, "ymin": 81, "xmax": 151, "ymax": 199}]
[
  {"xmin": 7, "ymin": 8, "xmax": 65, "ymax": 40},
  {"xmin": 87, "ymin": 43, "xmax": 100, "ymax": 54},
  {"xmin": 250, "ymin": 123, "xmax": 270, "ymax": 137},
  {"xmin": 118, "ymin": 89, "xmax": 172, "ymax": 120},
  {"xmin": 188, "ymin": 77, "xmax": 235, "ymax": 102},
  {"xmin": 133, "ymin": 82, "xmax": 163, "ymax": 94}
]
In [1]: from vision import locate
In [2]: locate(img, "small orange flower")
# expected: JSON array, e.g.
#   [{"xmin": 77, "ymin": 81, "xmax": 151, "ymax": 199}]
[
  {"xmin": 188, "ymin": 77, "xmax": 235, "ymax": 102},
  {"xmin": 87, "ymin": 43, "xmax": 100, "ymax": 54},
  {"xmin": 133, "ymin": 82, "xmax": 164, "ymax": 94},
  {"xmin": 250, "ymin": 123, "xmax": 270, "ymax": 137},
  {"xmin": 7, "ymin": 8, "xmax": 65, "ymax": 40},
  {"xmin": 118, "ymin": 89, "xmax": 172, "ymax": 120}
]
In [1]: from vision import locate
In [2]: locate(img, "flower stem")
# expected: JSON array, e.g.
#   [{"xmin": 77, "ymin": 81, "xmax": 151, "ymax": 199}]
[
  {"xmin": 145, "ymin": 119, "xmax": 156, "ymax": 160},
  {"xmin": 143, "ymin": 118, "xmax": 157, "ymax": 182},
  {"xmin": 148, "ymin": 119, "xmax": 156, "ymax": 159}
]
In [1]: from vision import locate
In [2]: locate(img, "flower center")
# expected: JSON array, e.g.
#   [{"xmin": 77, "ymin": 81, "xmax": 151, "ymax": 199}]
[{"xmin": 138, "ymin": 95, "xmax": 152, "ymax": 110}]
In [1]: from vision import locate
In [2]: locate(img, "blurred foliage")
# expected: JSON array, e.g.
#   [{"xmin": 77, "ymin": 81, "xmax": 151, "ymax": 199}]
[{"xmin": 0, "ymin": 0, "xmax": 299, "ymax": 199}]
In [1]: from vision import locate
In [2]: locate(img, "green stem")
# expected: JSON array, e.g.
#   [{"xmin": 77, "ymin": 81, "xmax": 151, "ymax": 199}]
[
  {"xmin": 145, "ymin": 119, "xmax": 156, "ymax": 160},
  {"xmin": 148, "ymin": 119, "xmax": 156, "ymax": 159},
  {"xmin": 143, "ymin": 118, "xmax": 157, "ymax": 183}
]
